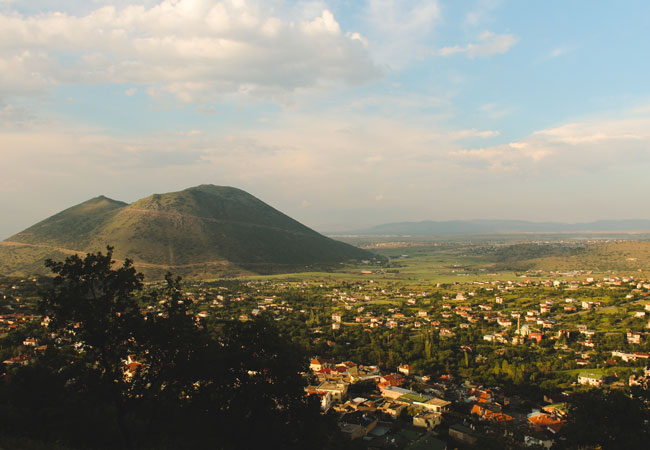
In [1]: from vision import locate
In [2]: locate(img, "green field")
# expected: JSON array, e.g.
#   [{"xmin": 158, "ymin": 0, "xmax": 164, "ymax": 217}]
[{"xmin": 245, "ymin": 238, "xmax": 650, "ymax": 286}]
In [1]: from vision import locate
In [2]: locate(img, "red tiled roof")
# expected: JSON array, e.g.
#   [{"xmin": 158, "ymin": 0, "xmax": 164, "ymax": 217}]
[
  {"xmin": 529, "ymin": 413, "xmax": 565, "ymax": 432},
  {"xmin": 471, "ymin": 404, "xmax": 513, "ymax": 422}
]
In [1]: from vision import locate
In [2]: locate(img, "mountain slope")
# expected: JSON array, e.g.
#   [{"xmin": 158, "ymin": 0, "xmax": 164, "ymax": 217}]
[
  {"xmin": 1, "ymin": 185, "xmax": 374, "ymax": 278},
  {"xmin": 13, "ymin": 195, "xmax": 128, "ymax": 249}
]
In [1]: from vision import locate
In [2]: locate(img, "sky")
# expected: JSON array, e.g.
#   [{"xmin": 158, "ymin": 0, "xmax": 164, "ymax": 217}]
[{"xmin": 1, "ymin": 0, "xmax": 650, "ymax": 239}]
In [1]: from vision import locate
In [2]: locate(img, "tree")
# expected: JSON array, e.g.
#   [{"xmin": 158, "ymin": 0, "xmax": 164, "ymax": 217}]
[
  {"xmin": 553, "ymin": 389, "xmax": 650, "ymax": 450},
  {"xmin": 40, "ymin": 247, "xmax": 145, "ymax": 449},
  {"xmin": 1, "ymin": 248, "xmax": 340, "ymax": 450}
]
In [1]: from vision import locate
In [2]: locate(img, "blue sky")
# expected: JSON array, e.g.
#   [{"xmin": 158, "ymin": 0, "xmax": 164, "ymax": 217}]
[{"xmin": 1, "ymin": 0, "xmax": 650, "ymax": 238}]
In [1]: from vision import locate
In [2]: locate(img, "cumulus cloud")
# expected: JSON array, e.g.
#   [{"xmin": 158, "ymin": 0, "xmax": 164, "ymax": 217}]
[
  {"xmin": 0, "ymin": 0, "xmax": 380, "ymax": 102},
  {"xmin": 437, "ymin": 30, "xmax": 518, "ymax": 58}
]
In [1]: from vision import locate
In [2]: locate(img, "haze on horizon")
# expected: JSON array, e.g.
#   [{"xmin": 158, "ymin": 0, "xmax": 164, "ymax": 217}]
[{"xmin": 2, "ymin": 0, "xmax": 650, "ymax": 240}]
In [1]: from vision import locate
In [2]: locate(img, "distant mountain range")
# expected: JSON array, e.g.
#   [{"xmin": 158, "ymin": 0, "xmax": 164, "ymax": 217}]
[
  {"xmin": 0, "ymin": 185, "xmax": 374, "ymax": 279},
  {"xmin": 333, "ymin": 219, "xmax": 650, "ymax": 236}
]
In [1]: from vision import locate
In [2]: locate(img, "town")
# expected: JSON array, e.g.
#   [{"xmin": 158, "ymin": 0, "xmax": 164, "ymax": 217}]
[{"xmin": 3, "ymin": 258, "xmax": 650, "ymax": 449}]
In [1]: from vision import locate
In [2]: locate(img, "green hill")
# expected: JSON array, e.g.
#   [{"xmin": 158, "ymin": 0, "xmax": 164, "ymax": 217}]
[
  {"xmin": 0, "ymin": 185, "xmax": 375, "ymax": 279},
  {"xmin": 523, "ymin": 241, "xmax": 650, "ymax": 272},
  {"xmin": 483, "ymin": 241, "xmax": 650, "ymax": 273}
]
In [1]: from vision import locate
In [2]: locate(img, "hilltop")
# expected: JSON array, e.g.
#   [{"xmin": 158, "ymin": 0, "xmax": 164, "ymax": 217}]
[{"xmin": 0, "ymin": 185, "xmax": 375, "ymax": 279}]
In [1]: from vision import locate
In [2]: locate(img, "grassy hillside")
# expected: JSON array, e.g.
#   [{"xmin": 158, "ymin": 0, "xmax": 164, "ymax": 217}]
[
  {"xmin": 11, "ymin": 196, "xmax": 126, "ymax": 249},
  {"xmin": 470, "ymin": 240, "xmax": 650, "ymax": 272},
  {"xmin": 0, "ymin": 243, "xmax": 80, "ymax": 277},
  {"xmin": 129, "ymin": 185, "xmax": 314, "ymax": 232},
  {"xmin": 1, "ymin": 185, "xmax": 375, "ymax": 279}
]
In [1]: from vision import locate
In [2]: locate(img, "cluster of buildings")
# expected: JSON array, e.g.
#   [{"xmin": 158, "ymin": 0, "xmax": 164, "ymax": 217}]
[
  {"xmin": 3, "ymin": 273, "xmax": 650, "ymax": 447},
  {"xmin": 304, "ymin": 356, "xmax": 574, "ymax": 448},
  {"xmin": 0, "ymin": 313, "xmax": 40, "ymax": 334}
]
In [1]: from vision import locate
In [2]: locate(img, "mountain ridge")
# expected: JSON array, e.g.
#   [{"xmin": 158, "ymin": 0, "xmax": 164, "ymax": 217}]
[{"xmin": 332, "ymin": 219, "xmax": 650, "ymax": 236}]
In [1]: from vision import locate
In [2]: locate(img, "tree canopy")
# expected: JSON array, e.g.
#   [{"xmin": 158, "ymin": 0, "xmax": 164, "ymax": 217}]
[
  {"xmin": 0, "ymin": 247, "xmax": 339, "ymax": 450},
  {"xmin": 552, "ymin": 388, "xmax": 650, "ymax": 450}
]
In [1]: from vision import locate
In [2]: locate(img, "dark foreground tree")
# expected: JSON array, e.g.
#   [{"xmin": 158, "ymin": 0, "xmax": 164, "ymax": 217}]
[
  {"xmin": 0, "ymin": 248, "xmax": 341, "ymax": 450},
  {"xmin": 39, "ymin": 248, "xmax": 145, "ymax": 448},
  {"xmin": 552, "ymin": 388, "xmax": 650, "ymax": 450}
]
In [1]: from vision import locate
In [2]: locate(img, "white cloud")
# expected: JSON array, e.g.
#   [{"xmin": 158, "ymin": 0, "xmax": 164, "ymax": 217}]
[
  {"xmin": 196, "ymin": 104, "xmax": 219, "ymax": 115},
  {"xmin": 449, "ymin": 128, "xmax": 500, "ymax": 139},
  {"xmin": 344, "ymin": 92, "xmax": 451, "ymax": 119},
  {"xmin": 533, "ymin": 120, "xmax": 649, "ymax": 145},
  {"xmin": 0, "ymin": 102, "xmax": 37, "ymax": 128},
  {"xmin": 451, "ymin": 115, "xmax": 650, "ymax": 173},
  {"xmin": 0, "ymin": 1, "xmax": 380, "ymax": 103},
  {"xmin": 124, "ymin": 87, "xmax": 137, "ymax": 96},
  {"xmin": 366, "ymin": 0, "xmax": 440, "ymax": 36},
  {"xmin": 437, "ymin": 30, "xmax": 518, "ymax": 58},
  {"xmin": 0, "ymin": 51, "xmax": 56, "ymax": 98},
  {"xmin": 631, "ymin": 103, "xmax": 650, "ymax": 114},
  {"xmin": 364, "ymin": 155, "xmax": 384, "ymax": 164},
  {"xmin": 362, "ymin": 0, "xmax": 441, "ymax": 66},
  {"xmin": 478, "ymin": 103, "xmax": 516, "ymax": 119},
  {"xmin": 547, "ymin": 46, "xmax": 574, "ymax": 59},
  {"xmin": 449, "ymin": 143, "xmax": 551, "ymax": 172},
  {"xmin": 3, "ymin": 104, "xmax": 650, "ymax": 235},
  {"xmin": 534, "ymin": 45, "xmax": 576, "ymax": 64},
  {"xmin": 14, "ymin": 109, "xmax": 646, "ymax": 202},
  {"xmin": 464, "ymin": 0, "xmax": 502, "ymax": 27},
  {"xmin": 174, "ymin": 129, "xmax": 204, "ymax": 137}
]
